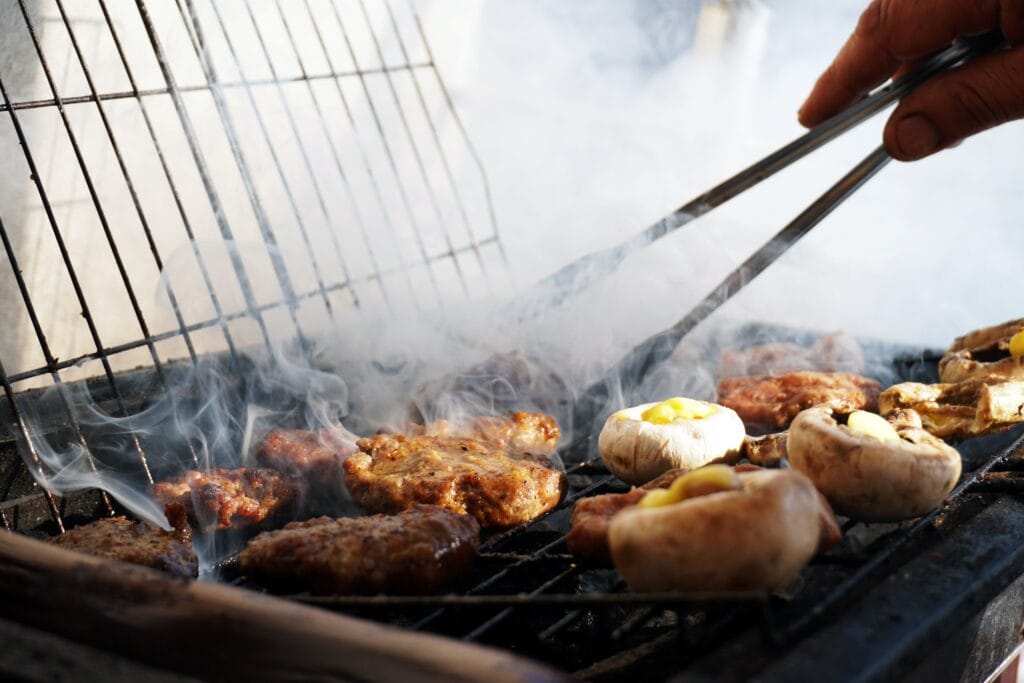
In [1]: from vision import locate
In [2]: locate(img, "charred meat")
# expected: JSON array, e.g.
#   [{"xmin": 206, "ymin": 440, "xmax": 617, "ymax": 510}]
[
  {"xmin": 345, "ymin": 432, "xmax": 566, "ymax": 529},
  {"xmin": 717, "ymin": 332, "xmax": 865, "ymax": 380},
  {"xmin": 742, "ymin": 432, "xmax": 788, "ymax": 467},
  {"xmin": 239, "ymin": 505, "xmax": 479, "ymax": 595},
  {"xmin": 153, "ymin": 467, "xmax": 300, "ymax": 532},
  {"xmin": 255, "ymin": 428, "xmax": 356, "ymax": 484},
  {"xmin": 717, "ymin": 371, "xmax": 881, "ymax": 432},
  {"xmin": 417, "ymin": 410, "xmax": 560, "ymax": 454},
  {"xmin": 567, "ymin": 468, "xmax": 687, "ymax": 564},
  {"xmin": 47, "ymin": 515, "xmax": 197, "ymax": 579}
]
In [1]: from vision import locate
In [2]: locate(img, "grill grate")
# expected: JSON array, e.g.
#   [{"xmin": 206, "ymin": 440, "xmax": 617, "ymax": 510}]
[{"xmin": 0, "ymin": 0, "xmax": 503, "ymax": 534}]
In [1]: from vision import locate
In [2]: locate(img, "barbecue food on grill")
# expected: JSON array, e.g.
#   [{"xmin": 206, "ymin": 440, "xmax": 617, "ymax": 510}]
[
  {"xmin": 47, "ymin": 516, "xmax": 198, "ymax": 579},
  {"xmin": 344, "ymin": 427, "xmax": 567, "ymax": 529},
  {"xmin": 939, "ymin": 317, "xmax": 1024, "ymax": 383},
  {"xmin": 598, "ymin": 397, "xmax": 745, "ymax": 485},
  {"xmin": 608, "ymin": 467, "xmax": 838, "ymax": 592},
  {"xmin": 153, "ymin": 467, "xmax": 301, "ymax": 532},
  {"xmin": 567, "ymin": 467, "xmax": 688, "ymax": 564},
  {"xmin": 718, "ymin": 331, "xmax": 865, "ymax": 379},
  {"xmin": 742, "ymin": 432, "xmax": 788, "ymax": 467},
  {"xmin": 417, "ymin": 411, "xmax": 560, "ymax": 455},
  {"xmin": 239, "ymin": 505, "xmax": 479, "ymax": 595},
  {"xmin": 879, "ymin": 377, "xmax": 1024, "ymax": 440},
  {"xmin": 413, "ymin": 352, "xmax": 571, "ymax": 428},
  {"xmin": 717, "ymin": 371, "xmax": 882, "ymax": 433},
  {"xmin": 788, "ymin": 406, "xmax": 961, "ymax": 521},
  {"xmin": 256, "ymin": 427, "xmax": 356, "ymax": 491}
]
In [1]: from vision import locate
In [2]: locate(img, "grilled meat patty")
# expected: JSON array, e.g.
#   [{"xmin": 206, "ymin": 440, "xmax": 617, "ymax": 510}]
[
  {"xmin": 417, "ymin": 411, "xmax": 560, "ymax": 454},
  {"xmin": 47, "ymin": 516, "xmax": 197, "ymax": 578},
  {"xmin": 256, "ymin": 428, "xmax": 355, "ymax": 485},
  {"xmin": 239, "ymin": 505, "xmax": 479, "ymax": 594},
  {"xmin": 568, "ymin": 468, "xmax": 687, "ymax": 564},
  {"xmin": 153, "ymin": 467, "xmax": 300, "ymax": 532},
  {"xmin": 717, "ymin": 332, "xmax": 865, "ymax": 379},
  {"xmin": 345, "ymin": 431, "xmax": 567, "ymax": 529},
  {"xmin": 717, "ymin": 371, "xmax": 882, "ymax": 432}
]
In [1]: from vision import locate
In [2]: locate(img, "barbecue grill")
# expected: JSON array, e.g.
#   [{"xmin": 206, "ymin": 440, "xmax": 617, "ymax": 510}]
[{"xmin": 2, "ymin": 2, "xmax": 1024, "ymax": 682}]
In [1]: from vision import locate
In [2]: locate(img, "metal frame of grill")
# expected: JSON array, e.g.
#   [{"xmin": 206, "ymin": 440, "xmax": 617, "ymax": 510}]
[{"xmin": 3, "ymin": 3, "xmax": 1024, "ymax": 682}]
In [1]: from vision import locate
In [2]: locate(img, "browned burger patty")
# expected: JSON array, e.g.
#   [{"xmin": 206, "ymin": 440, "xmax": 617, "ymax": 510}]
[
  {"xmin": 717, "ymin": 371, "xmax": 882, "ymax": 432},
  {"xmin": 153, "ymin": 467, "xmax": 300, "ymax": 532},
  {"xmin": 256, "ymin": 428, "xmax": 355, "ymax": 483},
  {"xmin": 567, "ymin": 468, "xmax": 687, "ymax": 564},
  {"xmin": 239, "ymin": 505, "xmax": 479, "ymax": 594},
  {"xmin": 47, "ymin": 516, "xmax": 197, "ymax": 579},
  {"xmin": 417, "ymin": 410, "xmax": 560, "ymax": 454},
  {"xmin": 345, "ymin": 433, "xmax": 567, "ymax": 528}
]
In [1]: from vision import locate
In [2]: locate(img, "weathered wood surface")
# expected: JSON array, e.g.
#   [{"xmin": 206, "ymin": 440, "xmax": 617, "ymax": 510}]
[{"xmin": 0, "ymin": 530, "xmax": 567, "ymax": 683}]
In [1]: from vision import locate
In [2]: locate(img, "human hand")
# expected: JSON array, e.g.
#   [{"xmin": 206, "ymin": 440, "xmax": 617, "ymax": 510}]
[{"xmin": 798, "ymin": 0, "xmax": 1024, "ymax": 161}]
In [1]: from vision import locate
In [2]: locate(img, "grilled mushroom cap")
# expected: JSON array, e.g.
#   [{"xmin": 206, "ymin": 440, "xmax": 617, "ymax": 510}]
[
  {"xmin": 608, "ymin": 469, "xmax": 828, "ymax": 592},
  {"xmin": 939, "ymin": 317, "xmax": 1024, "ymax": 383},
  {"xmin": 598, "ymin": 402, "xmax": 745, "ymax": 486},
  {"xmin": 787, "ymin": 406, "xmax": 961, "ymax": 521}
]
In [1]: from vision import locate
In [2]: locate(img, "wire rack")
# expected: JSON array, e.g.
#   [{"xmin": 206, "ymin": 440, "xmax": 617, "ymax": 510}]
[{"xmin": 0, "ymin": 0, "xmax": 505, "ymax": 532}]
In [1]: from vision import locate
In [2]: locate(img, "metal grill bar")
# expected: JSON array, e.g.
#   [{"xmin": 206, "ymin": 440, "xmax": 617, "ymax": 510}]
[
  {"xmin": 2, "ymin": 2, "xmax": 153, "ymax": 487},
  {"xmin": 330, "ymin": 0, "xmax": 446, "ymax": 306},
  {"xmin": 381, "ymin": 0, "xmax": 490, "ymax": 288},
  {"xmin": 355, "ymin": 0, "xmax": 469, "ymax": 296},
  {"xmin": 0, "ymin": 64, "xmax": 433, "ymax": 113},
  {"xmin": 176, "ymin": 0, "xmax": 313, "ymax": 349},
  {"xmin": 3, "ymin": 238, "xmax": 497, "ymax": 387},
  {"xmin": 97, "ymin": 0, "xmax": 239, "ymax": 361}
]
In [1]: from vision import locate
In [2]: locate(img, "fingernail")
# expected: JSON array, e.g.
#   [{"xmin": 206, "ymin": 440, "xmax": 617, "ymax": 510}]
[{"xmin": 894, "ymin": 114, "xmax": 941, "ymax": 159}]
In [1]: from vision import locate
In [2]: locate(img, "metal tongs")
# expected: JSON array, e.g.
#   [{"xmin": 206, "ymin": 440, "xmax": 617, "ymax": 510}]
[{"xmin": 553, "ymin": 32, "xmax": 1007, "ymax": 435}]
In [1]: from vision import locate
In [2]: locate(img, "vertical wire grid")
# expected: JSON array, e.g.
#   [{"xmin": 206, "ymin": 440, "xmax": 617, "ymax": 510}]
[{"xmin": 0, "ymin": 0, "xmax": 505, "ymax": 529}]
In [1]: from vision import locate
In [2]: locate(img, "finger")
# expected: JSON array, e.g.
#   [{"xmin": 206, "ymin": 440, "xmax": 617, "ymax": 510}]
[
  {"xmin": 798, "ymin": 0, "xmax": 1016, "ymax": 127},
  {"xmin": 883, "ymin": 45, "xmax": 1024, "ymax": 161}
]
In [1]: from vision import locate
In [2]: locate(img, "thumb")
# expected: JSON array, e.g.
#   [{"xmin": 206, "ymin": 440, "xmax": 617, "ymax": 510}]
[{"xmin": 884, "ymin": 45, "xmax": 1024, "ymax": 161}]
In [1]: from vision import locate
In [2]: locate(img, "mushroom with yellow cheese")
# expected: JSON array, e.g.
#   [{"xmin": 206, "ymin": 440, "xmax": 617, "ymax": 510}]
[
  {"xmin": 787, "ymin": 406, "xmax": 961, "ymax": 521},
  {"xmin": 608, "ymin": 465, "xmax": 836, "ymax": 592},
  {"xmin": 598, "ymin": 397, "xmax": 745, "ymax": 486}
]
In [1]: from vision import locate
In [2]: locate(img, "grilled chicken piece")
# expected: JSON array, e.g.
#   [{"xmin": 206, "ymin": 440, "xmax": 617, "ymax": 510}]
[
  {"xmin": 718, "ymin": 332, "xmax": 865, "ymax": 380},
  {"xmin": 153, "ymin": 467, "xmax": 301, "ymax": 532},
  {"xmin": 239, "ymin": 505, "xmax": 479, "ymax": 595},
  {"xmin": 256, "ymin": 428, "xmax": 356, "ymax": 486},
  {"xmin": 717, "ymin": 371, "xmax": 882, "ymax": 433},
  {"xmin": 345, "ymin": 432, "xmax": 566, "ymax": 529},
  {"xmin": 417, "ymin": 411, "xmax": 560, "ymax": 455},
  {"xmin": 880, "ymin": 377, "xmax": 1024, "ymax": 440},
  {"xmin": 742, "ymin": 432, "xmax": 788, "ymax": 467},
  {"xmin": 47, "ymin": 516, "xmax": 197, "ymax": 579},
  {"xmin": 567, "ymin": 468, "xmax": 688, "ymax": 564},
  {"xmin": 939, "ymin": 317, "xmax": 1024, "ymax": 383}
]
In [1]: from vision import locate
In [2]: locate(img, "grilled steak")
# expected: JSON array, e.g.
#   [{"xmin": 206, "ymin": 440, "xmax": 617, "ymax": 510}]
[
  {"xmin": 153, "ymin": 467, "xmax": 300, "ymax": 532},
  {"xmin": 239, "ymin": 505, "xmax": 479, "ymax": 594},
  {"xmin": 345, "ymin": 432, "xmax": 567, "ymax": 528},
  {"xmin": 256, "ymin": 427, "xmax": 355, "ymax": 486},
  {"xmin": 717, "ymin": 371, "xmax": 881, "ymax": 432},
  {"xmin": 47, "ymin": 516, "xmax": 197, "ymax": 579},
  {"xmin": 568, "ymin": 468, "xmax": 688, "ymax": 564}
]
